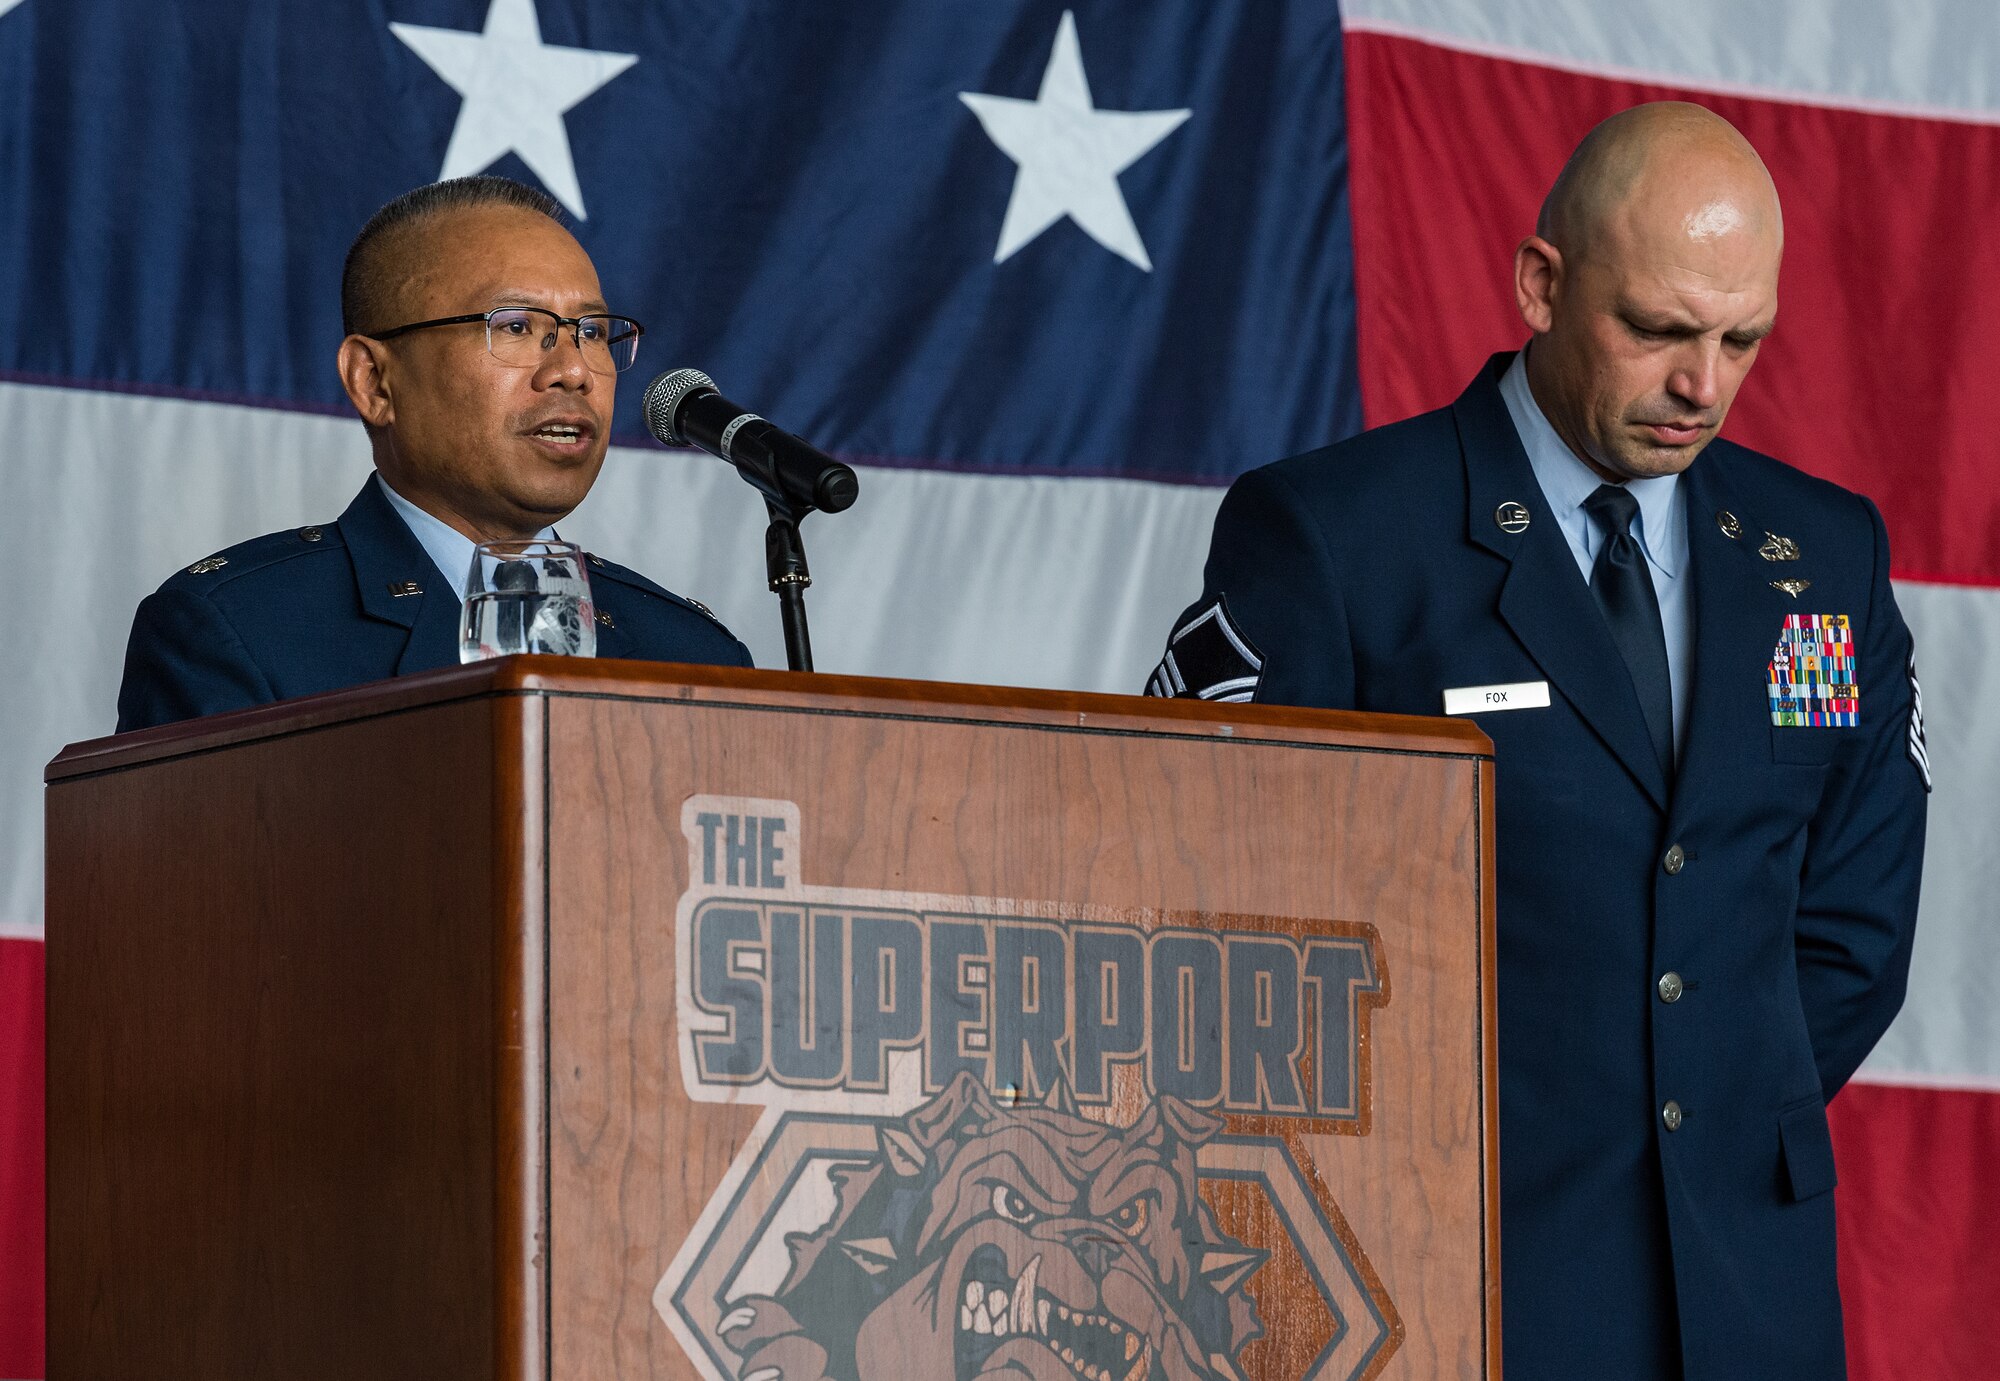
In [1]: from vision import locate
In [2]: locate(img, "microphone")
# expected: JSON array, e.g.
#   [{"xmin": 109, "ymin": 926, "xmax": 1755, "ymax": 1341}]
[{"xmin": 642, "ymin": 369, "xmax": 859, "ymax": 515}]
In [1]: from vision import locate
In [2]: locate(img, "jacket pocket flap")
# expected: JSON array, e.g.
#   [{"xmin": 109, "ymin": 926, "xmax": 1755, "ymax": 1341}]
[{"xmin": 1778, "ymin": 1098, "xmax": 1838, "ymax": 1202}]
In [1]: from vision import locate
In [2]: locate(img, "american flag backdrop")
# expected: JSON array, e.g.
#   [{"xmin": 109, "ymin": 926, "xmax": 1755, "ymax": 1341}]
[{"xmin": 1, "ymin": 2, "xmax": 1993, "ymax": 1375}]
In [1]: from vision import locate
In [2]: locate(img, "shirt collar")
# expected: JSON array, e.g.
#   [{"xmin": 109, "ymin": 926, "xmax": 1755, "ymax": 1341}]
[
  {"xmin": 1498, "ymin": 348, "xmax": 1684, "ymax": 577},
  {"xmin": 373, "ymin": 473, "xmax": 559, "ymax": 591}
]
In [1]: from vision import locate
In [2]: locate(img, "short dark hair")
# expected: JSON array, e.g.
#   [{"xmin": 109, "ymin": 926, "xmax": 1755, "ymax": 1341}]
[{"xmin": 340, "ymin": 175, "xmax": 566, "ymax": 336}]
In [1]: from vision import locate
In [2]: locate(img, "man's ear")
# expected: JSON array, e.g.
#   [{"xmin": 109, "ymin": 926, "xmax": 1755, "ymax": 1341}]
[
  {"xmin": 337, "ymin": 335, "xmax": 395, "ymax": 428},
  {"xmin": 1514, "ymin": 235, "xmax": 1563, "ymax": 336}
]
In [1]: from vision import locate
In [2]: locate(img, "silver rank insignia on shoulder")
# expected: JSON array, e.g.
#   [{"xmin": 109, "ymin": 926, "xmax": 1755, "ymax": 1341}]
[
  {"xmin": 687, "ymin": 597, "xmax": 717, "ymax": 620},
  {"xmin": 1770, "ymin": 578, "xmax": 1811, "ymax": 598},
  {"xmin": 1148, "ymin": 596, "xmax": 1264, "ymax": 703},
  {"xmin": 1907, "ymin": 649, "xmax": 1932, "ymax": 792},
  {"xmin": 1716, "ymin": 511, "xmax": 1742, "ymax": 539},
  {"xmin": 187, "ymin": 556, "xmax": 228, "ymax": 575},
  {"xmin": 1494, "ymin": 501, "xmax": 1531, "ymax": 534},
  {"xmin": 1759, "ymin": 531, "xmax": 1802, "ymax": 561}
]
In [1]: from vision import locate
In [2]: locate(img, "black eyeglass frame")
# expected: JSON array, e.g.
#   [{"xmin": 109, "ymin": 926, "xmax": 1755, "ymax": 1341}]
[{"xmin": 366, "ymin": 307, "xmax": 646, "ymax": 373}]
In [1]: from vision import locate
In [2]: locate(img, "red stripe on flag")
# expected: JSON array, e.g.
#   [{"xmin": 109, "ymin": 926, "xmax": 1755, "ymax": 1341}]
[
  {"xmin": 1342, "ymin": 30, "xmax": 2000, "ymax": 586},
  {"xmin": 1831, "ymin": 1082, "xmax": 2000, "ymax": 1379},
  {"xmin": 0, "ymin": 936, "xmax": 44, "ymax": 1380}
]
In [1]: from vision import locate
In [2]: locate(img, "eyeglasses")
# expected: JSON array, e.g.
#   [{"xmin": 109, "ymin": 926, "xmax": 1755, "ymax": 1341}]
[{"xmin": 368, "ymin": 306, "xmax": 645, "ymax": 374}]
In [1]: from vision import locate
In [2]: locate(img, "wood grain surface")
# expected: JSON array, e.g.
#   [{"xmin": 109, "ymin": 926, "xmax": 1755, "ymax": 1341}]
[
  {"xmin": 49, "ymin": 658, "xmax": 1488, "ymax": 783},
  {"xmin": 544, "ymin": 683, "xmax": 1495, "ymax": 1381},
  {"xmin": 45, "ymin": 664, "xmax": 1494, "ymax": 1381},
  {"xmin": 45, "ymin": 695, "xmax": 542, "ymax": 1381}
]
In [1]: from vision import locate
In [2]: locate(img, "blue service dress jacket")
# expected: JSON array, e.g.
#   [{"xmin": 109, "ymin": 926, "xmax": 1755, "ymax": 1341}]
[
  {"xmin": 1151, "ymin": 355, "xmax": 1928, "ymax": 1380},
  {"xmin": 117, "ymin": 476, "xmax": 752, "ymax": 732}
]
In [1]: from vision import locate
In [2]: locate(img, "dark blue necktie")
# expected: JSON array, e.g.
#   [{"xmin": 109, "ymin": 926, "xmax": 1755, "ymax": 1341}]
[{"xmin": 1582, "ymin": 484, "xmax": 1675, "ymax": 781}]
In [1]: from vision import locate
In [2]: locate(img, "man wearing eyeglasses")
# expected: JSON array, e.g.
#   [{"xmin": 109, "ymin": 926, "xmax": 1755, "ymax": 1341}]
[{"xmin": 116, "ymin": 175, "xmax": 749, "ymax": 732}]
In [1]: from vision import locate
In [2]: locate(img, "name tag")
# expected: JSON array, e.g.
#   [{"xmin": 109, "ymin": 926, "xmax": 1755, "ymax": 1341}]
[{"xmin": 1443, "ymin": 681, "xmax": 1550, "ymax": 716}]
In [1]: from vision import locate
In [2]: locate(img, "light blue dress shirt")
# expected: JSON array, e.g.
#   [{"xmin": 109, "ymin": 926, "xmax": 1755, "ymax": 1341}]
[
  {"xmin": 375, "ymin": 473, "xmax": 558, "ymax": 593},
  {"xmin": 1498, "ymin": 351, "xmax": 1692, "ymax": 754}
]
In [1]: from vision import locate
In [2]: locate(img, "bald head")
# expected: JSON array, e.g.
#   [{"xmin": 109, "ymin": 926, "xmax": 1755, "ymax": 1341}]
[
  {"xmin": 1514, "ymin": 102, "xmax": 1784, "ymax": 482},
  {"xmin": 1536, "ymin": 102, "xmax": 1782, "ymax": 264}
]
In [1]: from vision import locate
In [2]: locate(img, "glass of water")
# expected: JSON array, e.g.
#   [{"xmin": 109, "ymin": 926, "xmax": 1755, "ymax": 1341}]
[{"xmin": 459, "ymin": 539, "xmax": 598, "ymax": 663}]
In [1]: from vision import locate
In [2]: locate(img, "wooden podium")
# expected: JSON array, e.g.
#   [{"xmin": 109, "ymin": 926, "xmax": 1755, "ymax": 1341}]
[{"xmin": 45, "ymin": 661, "xmax": 1496, "ymax": 1381}]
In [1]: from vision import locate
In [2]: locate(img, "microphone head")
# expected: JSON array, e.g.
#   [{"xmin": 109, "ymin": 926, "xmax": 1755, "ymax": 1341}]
[
  {"xmin": 641, "ymin": 368, "xmax": 716, "ymax": 446},
  {"xmin": 815, "ymin": 464, "xmax": 860, "ymax": 514}
]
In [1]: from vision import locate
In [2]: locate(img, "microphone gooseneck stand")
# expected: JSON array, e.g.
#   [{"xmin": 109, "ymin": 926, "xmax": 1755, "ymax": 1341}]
[
  {"xmin": 764, "ymin": 502, "xmax": 816, "ymax": 673},
  {"xmin": 637, "ymin": 368, "xmax": 859, "ymax": 673},
  {"xmin": 727, "ymin": 429, "xmax": 856, "ymax": 674}
]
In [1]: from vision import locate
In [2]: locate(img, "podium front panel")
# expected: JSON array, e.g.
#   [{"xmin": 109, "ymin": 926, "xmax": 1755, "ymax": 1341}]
[
  {"xmin": 46, "ymin": 664, "xmax": 1493, "ymax": 1381},
  {"xmin": 541, "ymin": 681, "xmax": 1494, "ymax": 1381}
]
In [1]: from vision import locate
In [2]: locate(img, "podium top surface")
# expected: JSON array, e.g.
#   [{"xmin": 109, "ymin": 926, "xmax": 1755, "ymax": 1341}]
[{"xmin": 48, "ymin": 657, "xmax": 1491, "ymax": 782}]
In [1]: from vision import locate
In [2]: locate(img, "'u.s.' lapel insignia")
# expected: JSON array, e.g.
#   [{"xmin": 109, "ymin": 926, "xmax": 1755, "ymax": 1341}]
[
  {"xmin": 1716, "ymin": 510, "xmax": 1742, "ymax": 539},
  {"xmin": 1759, "ymin": 531, "xmax": 1802, "ymax": 561},
  {"xmin": 1767, "ymin": 613, "xmax": 1858, "ymax": 726},
  {"xmin": 1770, "ymin": 579, "xmax": 1811, "ymax": 598}
]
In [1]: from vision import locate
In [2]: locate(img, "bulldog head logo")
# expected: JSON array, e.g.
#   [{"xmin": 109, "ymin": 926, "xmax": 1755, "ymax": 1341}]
[{"xmin": 718, "ymin": 1073, "xmax": 1267, "ymax": 1381}]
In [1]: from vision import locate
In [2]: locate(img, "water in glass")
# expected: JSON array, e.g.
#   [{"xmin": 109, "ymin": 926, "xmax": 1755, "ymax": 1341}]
[{"xmin": 460, "ymin": 540, "xmax": 597, "ymax": 662}]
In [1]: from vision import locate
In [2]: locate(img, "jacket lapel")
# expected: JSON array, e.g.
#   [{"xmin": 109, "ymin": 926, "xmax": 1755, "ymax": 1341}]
[
  {"xmin": 1458, "ymin": 355, "xmax": 1671, "ymax": 812},
  {"xmin": 1670, "ymin": 454, "xmax": 1791, "ymax": 825},
  {"xmin": 337, "ymin": 478, "xmax": 464, "ymax": 675}
]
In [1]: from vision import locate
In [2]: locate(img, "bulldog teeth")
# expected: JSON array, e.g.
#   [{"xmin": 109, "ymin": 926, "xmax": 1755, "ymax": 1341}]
[
  {"xmin": 956, "ymin": 1264, "xmax": 1152, "ymax": 1376},
  {"xmin": 1011, "ymin": 1254, "xmax": 1042, "ymax": 1335},
  {"xmin": 960, "ymin": 1257, "xmax": 1137, "ymax": 1377}
]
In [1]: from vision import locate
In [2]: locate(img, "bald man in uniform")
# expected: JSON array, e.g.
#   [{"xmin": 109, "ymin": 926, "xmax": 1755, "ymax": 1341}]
[
  {"xmin": 118, "ymin": 176, "xmax": 748, "ymax": 731},
  {"xmin": 1150, "ymin": 104, "xmax": 1927, "ymax": 1378}
]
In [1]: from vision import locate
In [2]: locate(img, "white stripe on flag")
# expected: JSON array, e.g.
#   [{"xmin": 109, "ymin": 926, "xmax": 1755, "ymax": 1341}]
[
  {"xmin": 1857, "ymin": 579, "xmax": 2000, "ymax": 1086},
  {"xmin": 1341, "ymin": 0, "xmax": 2000, "ymax": 125}
]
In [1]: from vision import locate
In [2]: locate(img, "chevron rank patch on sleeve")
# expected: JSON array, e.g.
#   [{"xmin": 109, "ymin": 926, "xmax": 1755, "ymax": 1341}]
[
  {"xmin": 1908, "ymin": 649, "xmax": 1932, "ymax": 793},
  {"xmin": 1147, "ymin": 596, "xmax": 1264, "ymax": 703}
]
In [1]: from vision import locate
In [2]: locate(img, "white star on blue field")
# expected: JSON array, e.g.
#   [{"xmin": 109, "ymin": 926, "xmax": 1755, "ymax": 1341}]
[
  {"xmin": 960, "ymin": 10, "xmax": 1192, "ymax": 270},
  {"xmin": 392, "ymin": 0, "xmax": 637, "ymax": 219}
]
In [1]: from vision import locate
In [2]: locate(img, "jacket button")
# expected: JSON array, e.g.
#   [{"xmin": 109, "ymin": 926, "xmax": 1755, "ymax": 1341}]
[
  {"xmin": 1658, "ymin": 971, "xmax": 1685, "ymax": 1003},
  {"xmin": 1661, "ymin": 1100, "xmax": 1683, "ymax": 1132},
  {"xmin": 1663, "ymin": 843, "xmax": 1685, "ymax": 875},
  {"xmin": 298, "ymin": 526, "xmax": 323, "ymax": 543}
]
